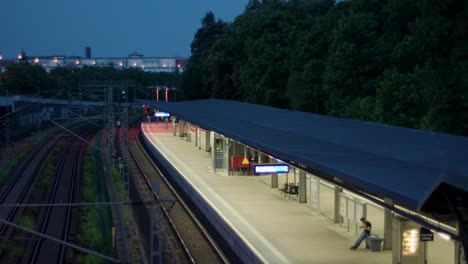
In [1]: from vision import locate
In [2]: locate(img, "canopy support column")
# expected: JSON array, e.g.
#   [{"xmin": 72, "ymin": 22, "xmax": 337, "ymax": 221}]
[
  {"xmin": 179, "ymin": 120, "xmax": 185, "ymax": 138},
  {"xmin": 384, "ymin": 198, "xmax": 394, "ymax": 250},
  {"xmin": 334, "ymin": 186, "xmax": 343, "ymax": 223},
  {"xmin": 186, "ymin": 122, "xmax": 191, "ymax": 142},
  {"xmin": 299, "ymin": 170, "xmax": 307, "ymax": 203},
  {"xmin": 444, "ymin": 189, "xmax": 468, "ymax": 261},
  {"xmin": 205, "ymin": 131, "xmax": 211, "ymax": 152},
  {"xmin": 270, "ymin": 157, "xmax": 278, "ymax": 188}
]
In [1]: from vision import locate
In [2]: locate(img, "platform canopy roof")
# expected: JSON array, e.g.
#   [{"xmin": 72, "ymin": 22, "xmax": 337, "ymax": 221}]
[{"xmin": 148, "ymin": 99, "xmax": 468, "ymax": 211}]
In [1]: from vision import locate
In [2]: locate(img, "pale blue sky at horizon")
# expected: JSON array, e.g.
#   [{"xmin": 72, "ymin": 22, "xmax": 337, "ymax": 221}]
[{"xmin": 0, "ymin": 0, "xmax": 248, "ymax": 59}]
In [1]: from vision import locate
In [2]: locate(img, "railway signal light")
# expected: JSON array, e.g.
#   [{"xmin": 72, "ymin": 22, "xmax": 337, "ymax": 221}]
[{"xmin": 118, "ymin": 88, "xmax": 127, "ymax": 103}]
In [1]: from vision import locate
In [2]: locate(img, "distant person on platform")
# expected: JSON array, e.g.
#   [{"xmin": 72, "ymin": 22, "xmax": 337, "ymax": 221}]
[{"xmin": 350, "ymin": 217, "xmax": 372, "ymax": 250}]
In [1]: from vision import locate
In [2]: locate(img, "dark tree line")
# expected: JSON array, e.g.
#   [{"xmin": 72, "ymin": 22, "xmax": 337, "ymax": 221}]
[
  {"xmin": 2, "ymin": 61, "xmax": 181, "ymax": 101},
  {"xmin": 181, "ymin": 0, "xmax": 468, "ymax": 136}
]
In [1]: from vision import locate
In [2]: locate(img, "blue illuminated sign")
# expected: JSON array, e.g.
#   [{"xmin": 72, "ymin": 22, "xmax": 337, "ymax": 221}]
[
  {"xmin": 254, "ymin": 164, "xmax": 290, "ymax": 174},
  {"xmin": 154, "ymin": 112, "xmax": 170, "ymax": 117}
]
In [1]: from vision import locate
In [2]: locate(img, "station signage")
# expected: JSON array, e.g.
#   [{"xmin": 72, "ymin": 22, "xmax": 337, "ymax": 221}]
[
  {"xmin": 420, "ymin": 227, "xmax": 434, "ymax": 241},
  {"xmin": 249, "ymin": 153, "xmax": 258, "ymax": 163},
  {"xmin": 254, "ymin": 164, "xmax": 289, "ymax": 174},
  {"xmin": 154, "ymin": 112, "xmax": 170, "ymax": 117}
]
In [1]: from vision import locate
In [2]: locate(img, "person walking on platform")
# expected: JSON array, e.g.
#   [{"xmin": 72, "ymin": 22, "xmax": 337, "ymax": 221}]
[{"xmin": 350, "ymin": 217, "xmax": 372, "ymax": 250}]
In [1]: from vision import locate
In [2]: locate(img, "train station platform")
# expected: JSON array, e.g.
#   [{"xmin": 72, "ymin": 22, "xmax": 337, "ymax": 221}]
[{"xmin": 142, "ymin": 123, "xmax": 393, "ymax": 264}]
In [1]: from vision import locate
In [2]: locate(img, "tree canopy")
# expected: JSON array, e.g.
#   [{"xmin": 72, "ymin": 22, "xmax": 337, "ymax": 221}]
[
  {"xmin": 2, "ymin": 63, "xmax": 181, "ymax": 101},
  {"xmin": 181, "ymin": 0, "xmax": 468, "ymax": 136}
]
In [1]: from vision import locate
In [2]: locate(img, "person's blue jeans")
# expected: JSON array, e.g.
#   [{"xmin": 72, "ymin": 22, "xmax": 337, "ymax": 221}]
[{"xmin": 353, "ymin": 232, "xmax": 370, "ymax": 248}]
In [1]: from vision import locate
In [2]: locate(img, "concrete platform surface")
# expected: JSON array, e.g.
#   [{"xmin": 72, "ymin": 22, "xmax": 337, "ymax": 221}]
[{"xmin": 142, "ymin": 123, "xmax": 392, "ymax": 264}]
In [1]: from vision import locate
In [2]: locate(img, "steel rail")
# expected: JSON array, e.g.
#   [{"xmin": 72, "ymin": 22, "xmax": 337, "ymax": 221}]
[
  {"xmin": 129, "ymin": 141, "xmax": 194, "ymax": 263},
  {"xmin": 130, "ymin": 130, "xmax": 228, "ymax": 264},
  {"xmin": 58, "ymin": 143, "xmax": 81, "ymax": 263},
  {"xmin": 29, "ymin": 146, "xmax": 71, "ymax": 263},
  {"xmin": 0, "ymin": 137, "xmax": 59, "ymax": 237},
  {"xmin": 0, "ymin": 217, "xmax": 119, "ymax": 263},
  {"xmin": 0, "ymin": 136, "xmax": 58, "ymax": 203}
]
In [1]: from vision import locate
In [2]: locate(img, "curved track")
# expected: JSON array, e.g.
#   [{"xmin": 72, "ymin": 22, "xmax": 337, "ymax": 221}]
[{"xmin": 127, "ymin": 125, "xmax": 228, "ymax": 264}]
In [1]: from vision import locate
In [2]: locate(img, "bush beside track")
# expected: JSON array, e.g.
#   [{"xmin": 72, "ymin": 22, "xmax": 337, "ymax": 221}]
[
  {"xmin": 78, "ymin": 132, "xmax": 114, "ymax": 264},
  {"xmin": 0, "ymin": 121, "xmax": 78, "ymax": 186},
  {"xmin": 1, "ymin": 145, "xmax": 61, "ymax": 261}
]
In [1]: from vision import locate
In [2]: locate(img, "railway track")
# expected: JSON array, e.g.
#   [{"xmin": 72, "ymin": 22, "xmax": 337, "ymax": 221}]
[
  {"xmin": 0, "ymin": 134, "xmax": 62, "ymax": 237},
  {"xmin": 30, "ymin": 128, "xmax": 91, "ymax": 264},
  {"xmin": 127, "ymin": 125, "xmax": 228, "ymax": 264},
  {"xmin": 0, "ymin": 124, "xmax": 98, "ymax": 263}
]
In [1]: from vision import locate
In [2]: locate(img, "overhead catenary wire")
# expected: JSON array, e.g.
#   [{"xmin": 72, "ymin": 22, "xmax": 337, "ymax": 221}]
[{"xmin": 0, "ymin": 217, "xmax": 120, "ymax": 263}]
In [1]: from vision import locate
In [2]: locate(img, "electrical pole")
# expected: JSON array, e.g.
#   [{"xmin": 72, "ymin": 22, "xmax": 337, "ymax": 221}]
[
  {"xmin": 106, "ymin": 82, "xmax": 115, "ymax": 168},
  {"xmin": 121, "ymin": 82, "xmax": 130, "ymax": 201}
]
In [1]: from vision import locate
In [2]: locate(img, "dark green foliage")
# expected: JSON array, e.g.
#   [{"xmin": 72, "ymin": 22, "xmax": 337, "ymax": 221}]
[
  {"xmin": 323, "ymin": 0, "xmax": 385, "ymax": 116},
  {"xmin": 4, "ymin": 62, "xmax": 49, "ymax": 95},
  {"xmin": 79, "ymin": 134, "xmax": 114, "ymax": 263},
  {"xmin": 375, "ymin": 68, "xmax": 425, "ymax": 127},
  {"xmin": 3, "ymin": 63, "xmax": 181, "ymax": 101},
  {"xmin": 2, "ymin": 0, "xmax": 466, "ymax": 135},
  {"xmin": 201, "ymin": 29, "xmax": 244, "ymax": 100},
  {"xmin": 181, "ymin": 0, "xmax": 468, "ymax": 135},
  {"xmin": 181, "ymin": 12, "xmax": 228, "ymax": 100}
]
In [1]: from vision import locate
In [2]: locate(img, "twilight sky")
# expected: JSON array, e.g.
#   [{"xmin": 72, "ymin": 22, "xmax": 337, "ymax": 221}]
[{"xmin": 0, "ymin": 0, "xmax": 248, "ymax": 59}]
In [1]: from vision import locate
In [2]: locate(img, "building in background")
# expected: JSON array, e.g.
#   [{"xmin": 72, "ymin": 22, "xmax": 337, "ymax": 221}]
[
  {"xmin": 85, "ymin": 46, "xmax": 92, "ymax": 59},
  {"xmin": 0, "ymin": 47, "xmax": 188, "ymax": 73}
]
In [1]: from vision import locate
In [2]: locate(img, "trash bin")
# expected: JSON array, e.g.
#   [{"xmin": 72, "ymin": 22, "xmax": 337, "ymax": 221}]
[{"xmin": 366, "ymin": 234, "xmax": 383, "ymax": 252}]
